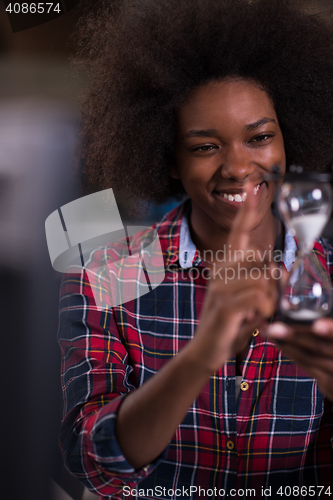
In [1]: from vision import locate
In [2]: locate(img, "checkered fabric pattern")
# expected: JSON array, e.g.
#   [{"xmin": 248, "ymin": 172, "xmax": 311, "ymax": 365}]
[{"xmin": 58, "ymin": 202, "xmax": 333, "ymax": 499}]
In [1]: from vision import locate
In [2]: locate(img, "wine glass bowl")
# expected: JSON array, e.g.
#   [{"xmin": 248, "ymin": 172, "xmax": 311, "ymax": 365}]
[{"xmin": 277, "ymin": 172, "xmax": 333, "ymax": 322}]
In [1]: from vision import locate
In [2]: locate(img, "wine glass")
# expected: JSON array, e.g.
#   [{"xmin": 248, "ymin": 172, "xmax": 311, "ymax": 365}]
[{"xmin": 277, "ymin": 170, "xmax": 333, "ymax": 322}]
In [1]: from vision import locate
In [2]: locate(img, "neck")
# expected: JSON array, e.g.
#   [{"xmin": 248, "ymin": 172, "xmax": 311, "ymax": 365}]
[{"xmin": 189, "ymin": 206, "xmax": 280, "ymax": 265}]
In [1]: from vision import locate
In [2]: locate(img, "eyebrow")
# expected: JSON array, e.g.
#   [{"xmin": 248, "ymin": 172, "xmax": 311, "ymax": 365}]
[
  {"xmin": 245, "ymin": 117, "xmax": 277, "ymax": 130},
  {"xmin": 182, "ymin": 118, "xmax": 277, "ymax": 139},
  {"xmin": 182, "ymin": 129, "xmax": 218, "ymax": 139}
]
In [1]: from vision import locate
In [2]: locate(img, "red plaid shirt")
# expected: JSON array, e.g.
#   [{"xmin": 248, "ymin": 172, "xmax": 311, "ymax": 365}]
[{"xmin": 58, "ymin": 202, "xmax": 333, "ymax": 499}]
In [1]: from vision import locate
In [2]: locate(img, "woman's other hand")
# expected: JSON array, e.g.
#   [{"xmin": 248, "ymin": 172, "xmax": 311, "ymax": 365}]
[{"xmin": 264, "ymin": 319, "xmax": 333, "ymax": 401}]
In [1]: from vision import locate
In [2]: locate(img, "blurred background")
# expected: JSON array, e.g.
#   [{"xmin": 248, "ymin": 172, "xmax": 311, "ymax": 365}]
[
  {"xmin": 0, "ymin": 2, "xmax": 86, "ymax": 499},
  {"xmin": 0, "ymin": 1, "xmax": 332, "ymax": 500}
]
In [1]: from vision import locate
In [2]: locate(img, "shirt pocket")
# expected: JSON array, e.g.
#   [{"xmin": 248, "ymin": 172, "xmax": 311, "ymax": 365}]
[{"xmin": 265, "ymin": 376, "xmax": 325, "ymax": 432}]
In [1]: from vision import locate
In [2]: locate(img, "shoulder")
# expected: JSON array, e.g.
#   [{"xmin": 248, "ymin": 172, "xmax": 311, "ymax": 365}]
[
  {"xmin": 60, "ymin": 200, "xmax": 189, "ymax": 309},
  {"xmin": 154, "ymin": 200, "xmax": 188, "ymax": 253}
]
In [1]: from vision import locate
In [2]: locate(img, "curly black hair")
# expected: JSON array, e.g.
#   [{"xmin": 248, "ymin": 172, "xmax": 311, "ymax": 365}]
[{"xmin": 74, "ymin": 0, "xmax": 333, "ymax": 208}]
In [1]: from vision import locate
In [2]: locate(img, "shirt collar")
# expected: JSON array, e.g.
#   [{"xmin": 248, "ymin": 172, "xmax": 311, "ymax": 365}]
[
  {"xmin": 179, "ymin": 208, "xmax": 297, "ymax": 271},
  {"xmin": 179, "ymin": 206, "xmax": 197, "ymax": 268}
]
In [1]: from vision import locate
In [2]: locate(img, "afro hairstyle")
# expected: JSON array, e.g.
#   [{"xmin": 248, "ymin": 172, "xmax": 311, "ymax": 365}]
[{"xmin": 74, "ymin": 0, "xmax": 333, "ymax": 209}]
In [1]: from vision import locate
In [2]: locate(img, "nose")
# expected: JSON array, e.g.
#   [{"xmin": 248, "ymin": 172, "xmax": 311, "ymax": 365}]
[{"xmin": 221, "ymin": 144, "xmax": 255, "ymax": 181}]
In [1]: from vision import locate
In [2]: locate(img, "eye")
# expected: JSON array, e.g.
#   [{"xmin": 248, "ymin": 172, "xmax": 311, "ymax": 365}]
[
  {"xmin": 190, "ymin": 144, "xmax": 218, "ymax": 152},
  {"xmin": 249, "ymin": 133, "xmax": 274, "ymax": 144}
]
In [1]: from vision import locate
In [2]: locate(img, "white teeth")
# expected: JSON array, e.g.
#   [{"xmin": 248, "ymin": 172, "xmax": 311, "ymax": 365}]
[
  {"xmin": 219, "ymin": 192, "xmax": 246, "ymax": 202},
  {"xmin": 219, "ymin": 184, "xmax": 261, "ymax": 201}
]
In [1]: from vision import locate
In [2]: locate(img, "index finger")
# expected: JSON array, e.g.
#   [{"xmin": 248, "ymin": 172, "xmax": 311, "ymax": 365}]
[{"xmin": 227, "ymin": 181, "xmax": 259, "ymax": 252}]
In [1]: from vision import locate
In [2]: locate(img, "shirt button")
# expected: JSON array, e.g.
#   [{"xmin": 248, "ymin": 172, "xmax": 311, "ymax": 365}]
[
  {"xmin": 252, "ymin": 328, "xmax": 259, "ymax": 337},
  {"xmin": 226, "ymin": 440, "xmax": 235, "ymax": 451},
  {"xmin": 240, "ymin": 382, "xmax": 249, "ymax": 391},
  {"xmin": 143, "ymin": 466, "xmax": 150, "ymax": 472}
]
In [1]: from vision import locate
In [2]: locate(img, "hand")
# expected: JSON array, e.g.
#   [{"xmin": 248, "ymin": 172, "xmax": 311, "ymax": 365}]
[
  {"xmin": 191, "ymin": 183, "xmax": 278, "ymax": 373},
  {"xmin": 264, "ymin": 319, "xmax": 333, "ymax": 401}
]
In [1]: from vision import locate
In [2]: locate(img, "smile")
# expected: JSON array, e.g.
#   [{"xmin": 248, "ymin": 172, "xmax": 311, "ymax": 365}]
[{"xmin": 217, "ymin": 183, "xmax": 264, "ymax": 203}]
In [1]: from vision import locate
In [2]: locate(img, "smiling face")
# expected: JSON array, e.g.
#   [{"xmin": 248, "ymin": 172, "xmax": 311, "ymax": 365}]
[{"xmin": 173, "ymin": 78, "xmax": 286, "ymax": 250}]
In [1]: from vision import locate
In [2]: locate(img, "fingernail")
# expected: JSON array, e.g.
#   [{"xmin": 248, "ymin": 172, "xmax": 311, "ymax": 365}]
[
  {"xmin": 313, "ymin": 319, "xmax": 331, "ymax": 336},
  {"xmin": 266, "ymin": 323, "xmax": 289, "ymax": 338}
]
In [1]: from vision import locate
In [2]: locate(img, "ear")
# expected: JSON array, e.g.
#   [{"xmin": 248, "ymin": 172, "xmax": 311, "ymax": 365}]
[{"xmin": 170, "ymin": 164, "xmax": 180, "ymax": 179}]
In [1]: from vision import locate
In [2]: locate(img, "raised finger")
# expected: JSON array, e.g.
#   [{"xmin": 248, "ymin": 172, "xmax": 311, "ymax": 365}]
[{"xmin": 227, "ymin": 181, "xmax": 259, "ymax": 253}]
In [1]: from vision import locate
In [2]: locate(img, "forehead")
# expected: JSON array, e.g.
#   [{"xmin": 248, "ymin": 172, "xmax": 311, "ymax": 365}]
[{"xmin": 177, "ymin": 79, "xmax": 277, "ymax": 130}]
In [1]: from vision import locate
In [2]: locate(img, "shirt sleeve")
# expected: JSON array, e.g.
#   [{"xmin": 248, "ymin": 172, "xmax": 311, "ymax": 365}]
[{"xmin": 58, "ymin": 269, "xmax": 168, "ymax": 497}]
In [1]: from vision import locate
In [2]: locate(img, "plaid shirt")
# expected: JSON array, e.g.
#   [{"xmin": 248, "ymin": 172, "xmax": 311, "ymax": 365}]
[{"xmin": 58, "ymin": 201, "xmax": 333, "ymax": 499}]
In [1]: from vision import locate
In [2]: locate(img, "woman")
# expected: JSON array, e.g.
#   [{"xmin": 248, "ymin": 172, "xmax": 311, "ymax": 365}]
[{"xmin": 59, "ymin": 0, "xmax": 333, "ymax": 497}]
